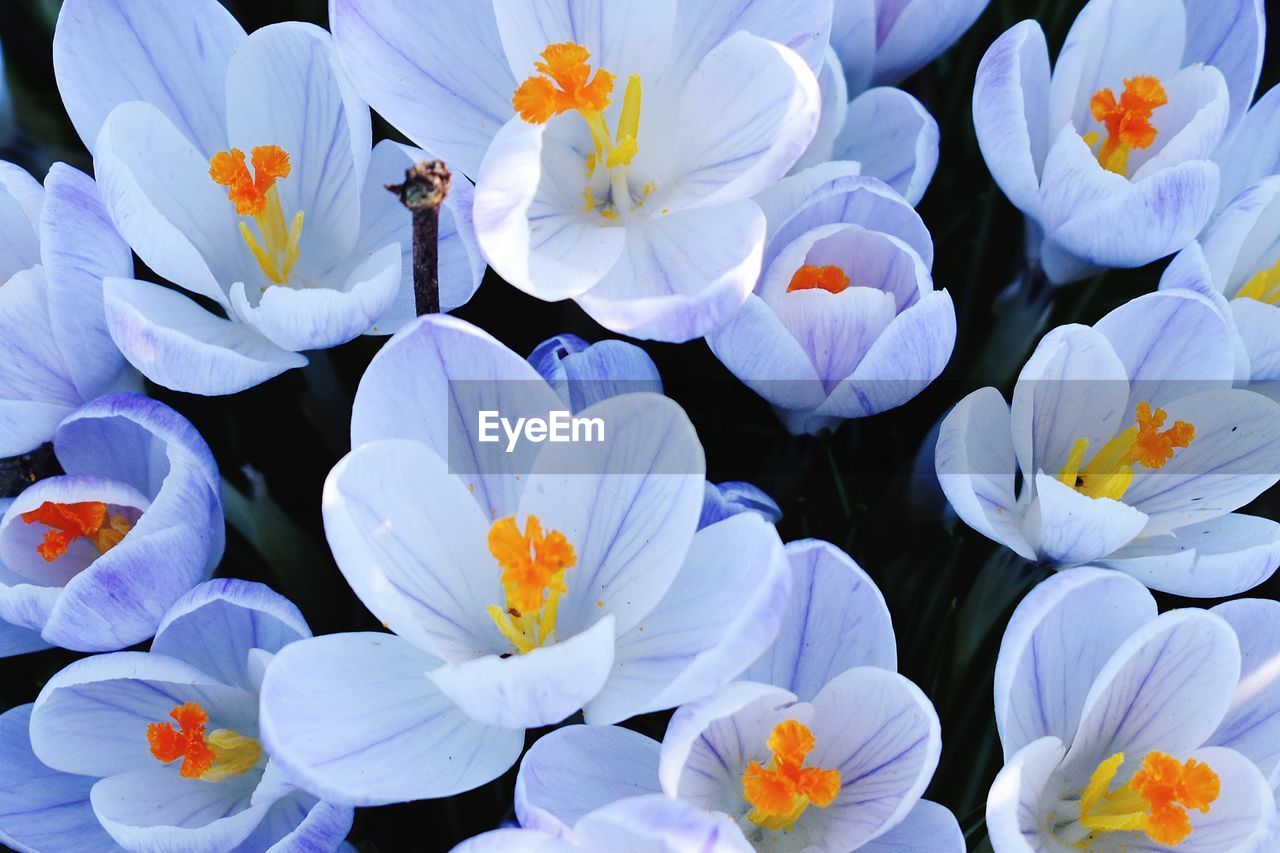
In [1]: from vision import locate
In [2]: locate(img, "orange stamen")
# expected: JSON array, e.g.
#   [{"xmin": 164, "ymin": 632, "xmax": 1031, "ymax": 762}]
[
  {"xmin": 513, "ymin": 42, "xmax": 615, "ymax": 124},
  {"xmin": 19, "ymin": 501, "xmax": 133, "ymax": 562},
  {"xmin": 489, "ymin": 515, "xmax": 576, "ymax": 615},
  {"xmin": 209, "ymin": 145, "xmax": 291, "ymax": 217},
  {"xmin": 1131, "ymin": 402, "xmax": 1195, "ymax": 470},
  {"xmin": 742, "ymin": 720, "xmax": 841, "ymax": 831},
  {"xmin": 1089, "ymin": 76, "xmax": 1167, "ymax": 174},
  {"xmin": 787, "ymin": 265, "xmax": 852, "ymax": 294},
  {"xmin": 147, "ymin": 703, "xmax": 217, "ymax": 779},
  {"xmin": 1080, "ymin": 751, "xmax": 1219, "ymax": 846}
]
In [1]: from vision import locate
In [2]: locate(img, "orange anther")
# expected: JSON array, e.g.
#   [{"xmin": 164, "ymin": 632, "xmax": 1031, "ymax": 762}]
[
  {"xmin": 1089, "ymin": 76, "xmax": 1167, "ymax": 174},
  {"xmin": 787, "ymin": 265, "xmax": 852, "ymax": 294},
  {"xmin": 19, "ymin": 501, "xmax": 131, "ymax": 562},
  {"xmin": 147, "ymin": 703, "xmax": 217, "ymax": 779},
  {"xmin": 743, "ymin": 720, "xmax": 841, "ymax": 831},
  {"xmin": 513, "ymin": 42, "xmax": 616, "ymax": 124}
]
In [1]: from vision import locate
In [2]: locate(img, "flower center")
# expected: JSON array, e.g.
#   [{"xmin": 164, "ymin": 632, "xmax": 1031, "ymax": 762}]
[
  {"xmin": 1083, "ymin": 76, "xmax": 1167, "ymax": 176},
  {"xmin": 209, "ymin": 145, "xmax": 305, "ymax": 285},
  {"xmin": 742, "ymin": 720, "xmax": 841, "ymax": 832},
  {"xmin": 20, "ymin": 501, "xmax": 135, "ymax": 562},
  {"xmin": 1062, "ymin": 751, "xmax": 1220, "ymax": 847},
  {"xmin": 486, "ymin": 515, "xmax": 577, "ymax": 654},
  {"xmin": 1236, "ymin": 257, "xmax": 1280, "ymax": 304},
  {"xmin": 1057, "ymin": 402, "xmax": 1195, "ymax": 501},
  {"xmin": 787, "ymin": 265, "xmax": 852, "ymax": 294},
  {"xmin": 513, "ymin": 42, "xmax": 648, "ymax": 221},
  {"xmin": 146, "ymin": 702, "xmax": 262, "ymax": 782}
]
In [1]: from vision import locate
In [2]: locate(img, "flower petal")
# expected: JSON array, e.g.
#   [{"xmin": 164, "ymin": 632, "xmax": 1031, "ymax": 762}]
[
  {"xmin": 52, "ymin": 0, "xmax": 244, "ymax": 154},
  {"xmin": 985, "ymin": 736, "xmax": 1067, "ymax": 853},
  {"xmin": 453, "ymin": 828, "xmax": 574, "ymax": 852},
  {"xmin": 743, "ymin": 539, "xmax": 896, "ymax": 700},
  {"xmin": 0, "ymin": 704, "xmax": 115, "ymax": 853},
  {"xmin": 994, "ymin": 568, "xmax": 1157, "ymax": 758},
  {"xmin": 1182, "ymin": 0, "xmax": 1265, "ymax": 130},
  {"xmin": 151, "ymin": 579, "xmax": 311, "ymax": 692},
  {"xmin": 39, "ymin": 163, "xmax": 134, "ymax": 401},
  {"xmin": 329, "ymin": 0, "xmax": 513, "ymax": 177},
  {"xmin": 583, "ymin": 513, "xmax": 790, "ymax": 724},
  {"xmin": 707, "ymin": 294, "xmax": 827, "ymax": 414},
  {"xmin": 1060, "ymin": 609, "xmax": 1240, "ymax": 785},
  {"xmin": 573, "ymin": 796, "xmax": 752, "ymax": 852},
  {"xmin": 528, "ymin": 335, "xmax": 662, "ymax": 414},
  {"xmin": 662, "ymin": 33, "xmax": 820, "ymax": 210},
  {"xmin": 514, "ymin": 724, "xmax": 661, "ymax": 837},
  {"xmin": 240, "ymin": 791, "xmax": 354, "ymax": 853},
  {"xmin": 104, "ymin": 277, "xmax": 307, "ymax": 395},
  {"xmin": 1029, "ymin": 473, "xmax": 1149, "ymax": 565},
  {"xmin": 1208, "ymin": 599, "xmax": 1280, "ymax": 780},
  {"xmin": 835, "ymin": 87, "xmax": 939, "ymax": 205},
  {"xmin": 859, "ymin": 799, "xmax": 964, "ymax": 853},
  {"xmin": 1216, "ymin": 85, "xmax": 1280, "ymax": 208},
  {"xmin": 0, "ymin": 618, "xmax": 50, "ymax": 658},
  {"xmin": 803, "ymin": 667, "xmax": 942, "ymax": 850},
  {"xmin": 322, "ymin": 439, "xmax": 500, "ymax": 659},
  {"xmin": 348, "ymin": 314, "xmax": 563, "ymax": 519},
  {"xmin": 429, "ymin": 615, "xmax": 617, "ymax": 729},
  {"xmin": 574, "ymin": 200, "xmax": 765, "ymax": 343},
  {"xmin": 829, "ymin": 0, "xmax": 875, "ymax": 95},
  {"xmin": 668, "ymin": 0, "xmax": 831, "ymax": 82},
  {"xmin": 1100, "ymin": 513, "xmax": 1280, "ymax": 597},
  {"xmin": 972, "ymin": 20, "xmax": 1051, "ymax": 220},
  {"xmin": 516, "ymin": 393, "xmax": 704, "ymax": 637},
  {"xmin": 229, "ymin": 242, "xmax": 401, "ymax": 352},
  {"xmin": 872, "ymin": 0, "xmax": 990, "ymax": 86},
  {"xmin": 936, "ymin": 387, "xmax": 1036, "ymax": 559},
  {"xmin": 259, "ymin": 632, "xmax": 524, "ymax": 805}
]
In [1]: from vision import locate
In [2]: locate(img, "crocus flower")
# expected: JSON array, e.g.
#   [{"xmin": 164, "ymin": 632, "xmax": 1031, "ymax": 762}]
[
  {"xmin": 792, "ymin": 46, "xmax": 940, "ymax": 206},
  {"xmin": 831, "ymin": 0, "xmax": 993, "ymax": 92},
  {"xmin": 973, "ymin": 0, "xmax": 1264, "ymax": 283},
  {"xmin": 0, "ymin": 160, "xmax": 135, "ymax": 456},
  {"xmin": 1160, "ymin": 174, "xmax": 1280, "ymax": 393},
  {"xmin": 0, "ymin": 393, "xmax": 223, "ymax": 657},
  {"xmin": 51, "ymin": 0, "xmax": 483, "ymax": 396},
  {"xmin": 937, "ymin": 289, "xmax": 1280, "ymax": 597},
  {"xmin": 331, "ymin": 0, "xmax": 828, "ymax": 342},
  {"xmin": 700, "ymin": 481, "xmax": 784, "ymax": 530},
  {"xmin": 710, "ymin": 164, "xmax": 956, "ymax": 435},
  {"xmin": 1215, "ymin": 81, "xmax": 1280, "ymax": 211},
  {"xmin": 454, "ymin": 797, "xmax": 750, "ymax": 853},
  {"xmin": 527, "ymin": 333, "xmax": 662, "ymax": 414},
  {"xmin": 511, "ymin": 539, "xmax": 961, "ymax": 852},
  {"xmin": 258, "ymin": 315, "xmax": 791, "ymax": 804},
  {"xmin": 0, "ymin": 579, "xmax": 354, "ymax": 852},
  {"xmin": 988, "ymin": 568, "xmax": 1278, "ymax": 852}
]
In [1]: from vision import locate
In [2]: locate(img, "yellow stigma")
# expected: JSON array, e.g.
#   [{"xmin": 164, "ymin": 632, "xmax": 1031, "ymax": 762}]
[
  {"xmin": 513, "ymin": 42, "xmax": 643, "ymax": 219},
  {"xmin": 209, "ymin": 145, "xmax": 304, "ymax": 285},
  {"xmin": 1084, "ymin": 75, "xmax": 1167, "ymax": 175},
  {"xmin": 486, "ymin": 515, "xmax": 577, "ymax": 654},
  {"xmin": 742, "ymin": 720, "xmax": 841, "ymax": 832},
  {"xmin": 1076, "ymin": 751, "xmax": 1219, "ymax": 847},
  {"xmin": 1237, "ymin": 257, "xmax": 1280, "ymax": 304},
  {"xmin": 1057, "ymin": 402, "xmax": 1195, "ymax": 501}
]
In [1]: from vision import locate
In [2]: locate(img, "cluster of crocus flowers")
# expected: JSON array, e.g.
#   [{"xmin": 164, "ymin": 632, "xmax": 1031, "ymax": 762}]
[
  {"xmin": 937, "ymin": 289, "xmax": 1280, "ymax": 597},
  {"xmin": 0, "ymin": 580, "xmax": 353, "ymax": 851},
  {"xmin": 0, "ymin": 394, "xmax": 222, "ymax": 656},
  {"xmin": 0, "ymin": 160, "xmax": 136, "ymax": 457},
  {"xmin": 50, "ymin": 0, "xmax": 484, "ymax": 396},
  {"xmin": 257, "ymin": 315, "xmax": 793, "ymax": 804},
  {"xmin": 482, "ymin": 539, "xmax": 959, "ymax": 851},
  {"xmin": 710, "ymin": 163, "xmax": 956, "ymax": 434},
  {"xmin": 988, "ymin": 568, "xmax": 1279, "ymax": 851},
  {"xmin": 972, "ymin": 0, "xmax": 1263, "ymax": 283}
]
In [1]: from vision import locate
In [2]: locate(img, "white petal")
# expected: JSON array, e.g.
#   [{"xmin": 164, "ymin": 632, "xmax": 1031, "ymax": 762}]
[
  {"xmin": 985, "ymin": 736, "xmax": 1066, "ymax": 853},
  {"xmin": 1029, "ymin": 473, "xmax": 1148, "ymax": 565},
  {"xmin": 835, "ymin": 87, "xmax": 939, "ymax": 205},
  {"xmin": 1209, "ymin": 599, "xmax": 1280, "ymax": 780}
]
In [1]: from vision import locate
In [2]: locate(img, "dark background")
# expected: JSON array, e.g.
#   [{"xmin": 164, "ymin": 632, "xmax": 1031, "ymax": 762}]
[{"xmin": 2, "ymin": 1, "xmax": 1279, "ymax": 850}]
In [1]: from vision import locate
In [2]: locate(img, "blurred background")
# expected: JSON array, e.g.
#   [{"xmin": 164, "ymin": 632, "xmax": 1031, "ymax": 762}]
[{"xmin": 2, "ymin": 1, "xmax": 1279, "ymax": 849}]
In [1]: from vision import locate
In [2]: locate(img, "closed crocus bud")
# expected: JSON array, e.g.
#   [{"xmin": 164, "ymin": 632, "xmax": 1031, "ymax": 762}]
[
  {"xmin": 699, "ymin": 481, "xmax": 783, "ymax": 530},
  {"xmin": 528, "ymin": 333, "xmax": 662, "ymax": 414},
  {"xmin": 710, "ymin": 164, "xmax": 955, "ymax": 436},
  {"xmin": 0, "ymin": 160, "xmax": 137, "ymax": 457},
  {"xmin": 0, "ymin": 580, "xmax": 354, "ymax": 852},
  {"xmin": 973, "ymin": 0, "xmax": 1264, "ymax": 284},
  {"xmin": 0, "ymin": 394, "xmax": 223, "ymax": 656}
]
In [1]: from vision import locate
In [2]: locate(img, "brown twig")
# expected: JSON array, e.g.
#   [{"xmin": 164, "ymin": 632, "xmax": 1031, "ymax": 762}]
[{"xmin": 386, "ymin": 161, "xmax": 452, "ymax": 316}]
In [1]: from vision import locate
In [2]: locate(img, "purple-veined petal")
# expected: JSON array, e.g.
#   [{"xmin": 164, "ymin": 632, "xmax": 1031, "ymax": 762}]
[
  {"xmin": 1182, "ymin": 0, "xmax": 1264, "ymax": 130},
  {"xmin": 667, "ymin": 0, "xmax": 831, "ymax": 83},
  {"xmin": 872, "ymin": 0, "xmax": 991, "ymax": 86},
  {"xmin": 1029, "ymin": 473, "xmax": 1148, "ymax": 565},
  {"xmin": 859, "ymin": 799, "xmax": 965, "ymax": 853},
  {"xmin": 259, "ymin": 632, "xmax": 525, "ymax": 805},
  {"xmin": 835, "ymin": 87, "xmax": 938, "ymax": 205},
  {"xmin": 1208, "ymin": 599, "xmax": 1280, "ymax": 780},
  {"xmin": 985, "ymin": 735, "xmax": 1066, "ymax": 853}
]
